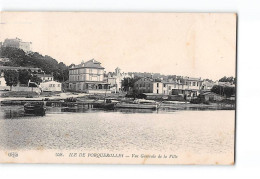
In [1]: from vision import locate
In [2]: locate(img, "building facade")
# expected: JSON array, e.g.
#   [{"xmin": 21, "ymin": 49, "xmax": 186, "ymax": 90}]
[
  {"xmin": 134, "ymin": 76, "xmax": 203, "ymax": 97},
  {"xmin": 0, "ymin": 72, "xmax": 9, "ymax": 90},
  {"xmin": 133, "ymin": 77, "xmax": 154, "ymax": 94},
  {"xmin": 69, "ymin": 59, "xmax": 111, "ymax": 93},
  {"xmin": 201, "ymin": 80, "xmax": 216, "ymax": 90},
  {"xmin": 170, "ymin": 77, "xmax": 203, "ymax": 97},
  {"xmin": 2, "ymin": 38, "xmax": 32, "ymax": 52},
  {"xmin": 36, "ymin": 74, "xmax": 54, "ymax": 82},
  {"xmin": 107, "ymin": 67, "xmax": 132, "ymax": 93},
  {"xmin": 40, "ymin": 81, "xmax": 62, "ymax": 92}
]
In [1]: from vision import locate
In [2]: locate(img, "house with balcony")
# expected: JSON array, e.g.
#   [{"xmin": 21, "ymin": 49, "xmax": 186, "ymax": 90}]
[
  {"xmin": 69, "ymin": 59, "xmax": 111, "ymax": 93},
  {"xmin": 170, "ymin": 77, "xmax": 203, "ymax": 97}
]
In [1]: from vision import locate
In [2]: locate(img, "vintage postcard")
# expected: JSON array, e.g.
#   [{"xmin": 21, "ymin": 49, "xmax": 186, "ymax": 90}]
[{"xmin": 0, "ymin": 12, "xmax": 236, "ymax": 164}]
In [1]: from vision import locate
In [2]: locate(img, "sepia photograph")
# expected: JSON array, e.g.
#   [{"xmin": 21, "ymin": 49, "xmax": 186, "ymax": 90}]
[{"xmin": 0, "ymin": 12, "xmax": 236, "ymax": 164}]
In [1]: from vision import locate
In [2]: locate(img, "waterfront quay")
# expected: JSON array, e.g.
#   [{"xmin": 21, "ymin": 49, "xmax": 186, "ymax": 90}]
[{"xmin": 0, "ymin": 93, "xmax": 235, "ymax": 111}]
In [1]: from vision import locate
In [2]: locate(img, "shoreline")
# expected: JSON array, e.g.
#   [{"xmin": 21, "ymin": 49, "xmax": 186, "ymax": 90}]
[{"xmin": 0, "ymin": 91, "xmax": 235, "ymax": 110}]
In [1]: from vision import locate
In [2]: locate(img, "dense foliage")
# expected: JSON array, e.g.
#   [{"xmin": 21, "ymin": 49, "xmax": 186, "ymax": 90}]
[
  {"xmin": 121, "ymin": 77, "xmax": 140, "ymax": 91},
  {"xmin": 0, "ymin": 47, "xmax": 69, "ymax": 82},
  {"xmin": 211, "ymin": 85, "xmax": 236, "ymax": 97},
  {"xmin": 3, "ymin": 70, "xmax": 19, "ymax": 90},
  {"xmin": 219, "ymin": 76, "xmax": 236, "ymax": 84},
  {"xmin": 3, "ymin": 69, "xmax": 42, "ymax": 88},
  {"xmin": 30, "ymin": 74, "xmax": 42, "ymax": 85},
  {"xmin": 18, "ymin": 69, "xmax": 31, "ymax": 85}
]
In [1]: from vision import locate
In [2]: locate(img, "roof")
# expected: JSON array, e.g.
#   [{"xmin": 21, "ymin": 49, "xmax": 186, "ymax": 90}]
[
  {"xmin": 70, "ymin": 59, "xmax": 105, "ymax": 69},
  {"xmin": 203, "ymin": 81, "xmax": 215, "ymax": 87},
  {"xmin": 183, "ymin": 77, "xmax": 202, "ymax": 81},
  {"xmin": 40, "ymin": 80, "xmax": 61, "ymax": 84},
  {"xmin": 136, "ymin": 77, "xmax": 154, "ymax": 82},
  {"xmin": 161, "ymin": 80, "xmax": 178, "ymax": 84},
  {"xmin": 36, "ymin": 74, "xmax": 53, "ymax": 77}
]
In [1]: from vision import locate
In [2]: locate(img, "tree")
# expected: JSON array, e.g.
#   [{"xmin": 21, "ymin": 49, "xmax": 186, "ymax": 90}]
[
  {"xmin": 0, "ymin": 46, "xmax": 70, "ymax": 83},
  {"xmin": 3, "ymin": 70, "xmax": 19, "ymax": 90},
  {"xmin": 18, "ymin": 69, "xmax": 32, "ymax": 85},
  {"xmin": 121, "ymin": 77, "xmax": 140, "ymax": 92},
  {"xmin": 219, "ymin": 76, "xmax": 235, "ymax": 84},
  {"xmin": 211, "ymin": 85, "xmax": 235, "ymax": 97},
  {"xmin": 30, "ymin": 75, "xmax": 42, "ymax": 85}
]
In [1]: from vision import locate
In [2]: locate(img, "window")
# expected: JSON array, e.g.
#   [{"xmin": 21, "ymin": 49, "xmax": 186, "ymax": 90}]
[
  {"xmin": 53, "ymin": 84, "xmax": 55, "ymax": 87},
  {"xmin": 157, "ymin": 89, "xmax": 159, "ymax": 94},
  {"xmin": 164, "ymin": 84, "xmax": 166, "ymax": 87},
  {"xmin": 169, "ymin": 86, "xmax": 171, "ymax": 90},
  {"xmin": 157, "ymin": 83, "xmax": 159, "ymax": 87},
  {"xmin": 49, "ymin": 84, "xmax": 52, "ymax": 87},
  {"xmin": 193, "ymin": 82, "xmax": 196, "ymax": 86}
]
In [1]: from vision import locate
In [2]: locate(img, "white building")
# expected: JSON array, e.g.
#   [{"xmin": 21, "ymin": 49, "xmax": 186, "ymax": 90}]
[
  {"xmin": 0, "ymin": 72, "xmax": 9, "ymax": 90},
  {"xmin": 40, "ymin": 81, "xmax": 62, "ymax": 92},
  {"xmin": 36, "ymin": 74, "xmax": 54, "ymax": 82},
  {"xmin": 2, "ymin": 38, "xmax": 32, "ymax": 52},
  {"xmin": 134, "ymin": 76, "xmax": 203, "ymax": 97},
  {"xmin": 107, "ymin": 67, "xmax": 133, "ymax": 93}
]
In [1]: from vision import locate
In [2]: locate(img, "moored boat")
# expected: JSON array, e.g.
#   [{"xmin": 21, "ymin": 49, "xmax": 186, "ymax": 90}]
[
  {"xmin": 115, "ymin": 99, "xmax": 158, "ymax": 110},
  {"xmin": 24, "ymin": 102, "xmax": 46, "ymax": 116},
  {"xmin": 93, "ymin": 98, "xmax": 119, "ymax": 110}
]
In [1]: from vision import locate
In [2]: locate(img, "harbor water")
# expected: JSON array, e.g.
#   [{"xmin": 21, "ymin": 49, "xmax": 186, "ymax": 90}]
[{"xmin": 0, "ymin": 106, "xmax": 235, "ymax": 155}]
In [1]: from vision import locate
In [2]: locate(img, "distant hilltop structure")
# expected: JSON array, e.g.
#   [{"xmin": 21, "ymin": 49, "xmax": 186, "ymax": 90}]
[{"xmin": 0, "ymin": 37, "xmax": 32, "ymax": 53}]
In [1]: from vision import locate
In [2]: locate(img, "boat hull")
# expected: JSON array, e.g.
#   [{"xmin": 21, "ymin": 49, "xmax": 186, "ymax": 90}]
[
  {"xmin": 93, "ymin": 103, "xmax": 115, "ymax": 110},
  {"xmin": 115, "ymin": 103, "xmax": 157, "ymax": 110},
  {"xmin": 24, "ymin": 102, "xmax": 46, "ymax": 116}
]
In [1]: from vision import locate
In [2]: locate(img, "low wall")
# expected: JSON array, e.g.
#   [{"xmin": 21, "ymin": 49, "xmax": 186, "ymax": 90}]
[
  {"xmin": 87, "ymin": 89, "xmax": 112, "ymax": 94},
  {"xmin": 11, "ymin": 86, "xmax": 41, "ymax": 93}
]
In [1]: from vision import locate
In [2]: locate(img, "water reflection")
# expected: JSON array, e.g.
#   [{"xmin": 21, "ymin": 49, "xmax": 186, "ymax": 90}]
[
  {"xmin": 0, "ymin": 104, "xmax": 234, "ymax": 120},
  {"xmin": 0, "ymin": 108, "xmax": 235, "ymax": 152}
]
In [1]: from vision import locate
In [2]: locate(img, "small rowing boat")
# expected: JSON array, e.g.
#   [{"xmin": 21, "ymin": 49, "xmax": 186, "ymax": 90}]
[{"xmin": 24, "ymin": 102, "xmax": 46, "ymax": 116}]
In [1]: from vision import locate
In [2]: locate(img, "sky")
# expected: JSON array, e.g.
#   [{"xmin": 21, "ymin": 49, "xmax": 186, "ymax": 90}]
[{"xmin": 0, "ymin": 12, "xmax": 237, "ymax": 80}]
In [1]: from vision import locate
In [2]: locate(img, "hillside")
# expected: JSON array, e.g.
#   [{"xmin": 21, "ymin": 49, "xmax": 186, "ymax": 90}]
[{"xmin": 0, "ymin": 47, "xmax": 69, "ymax": 82}]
